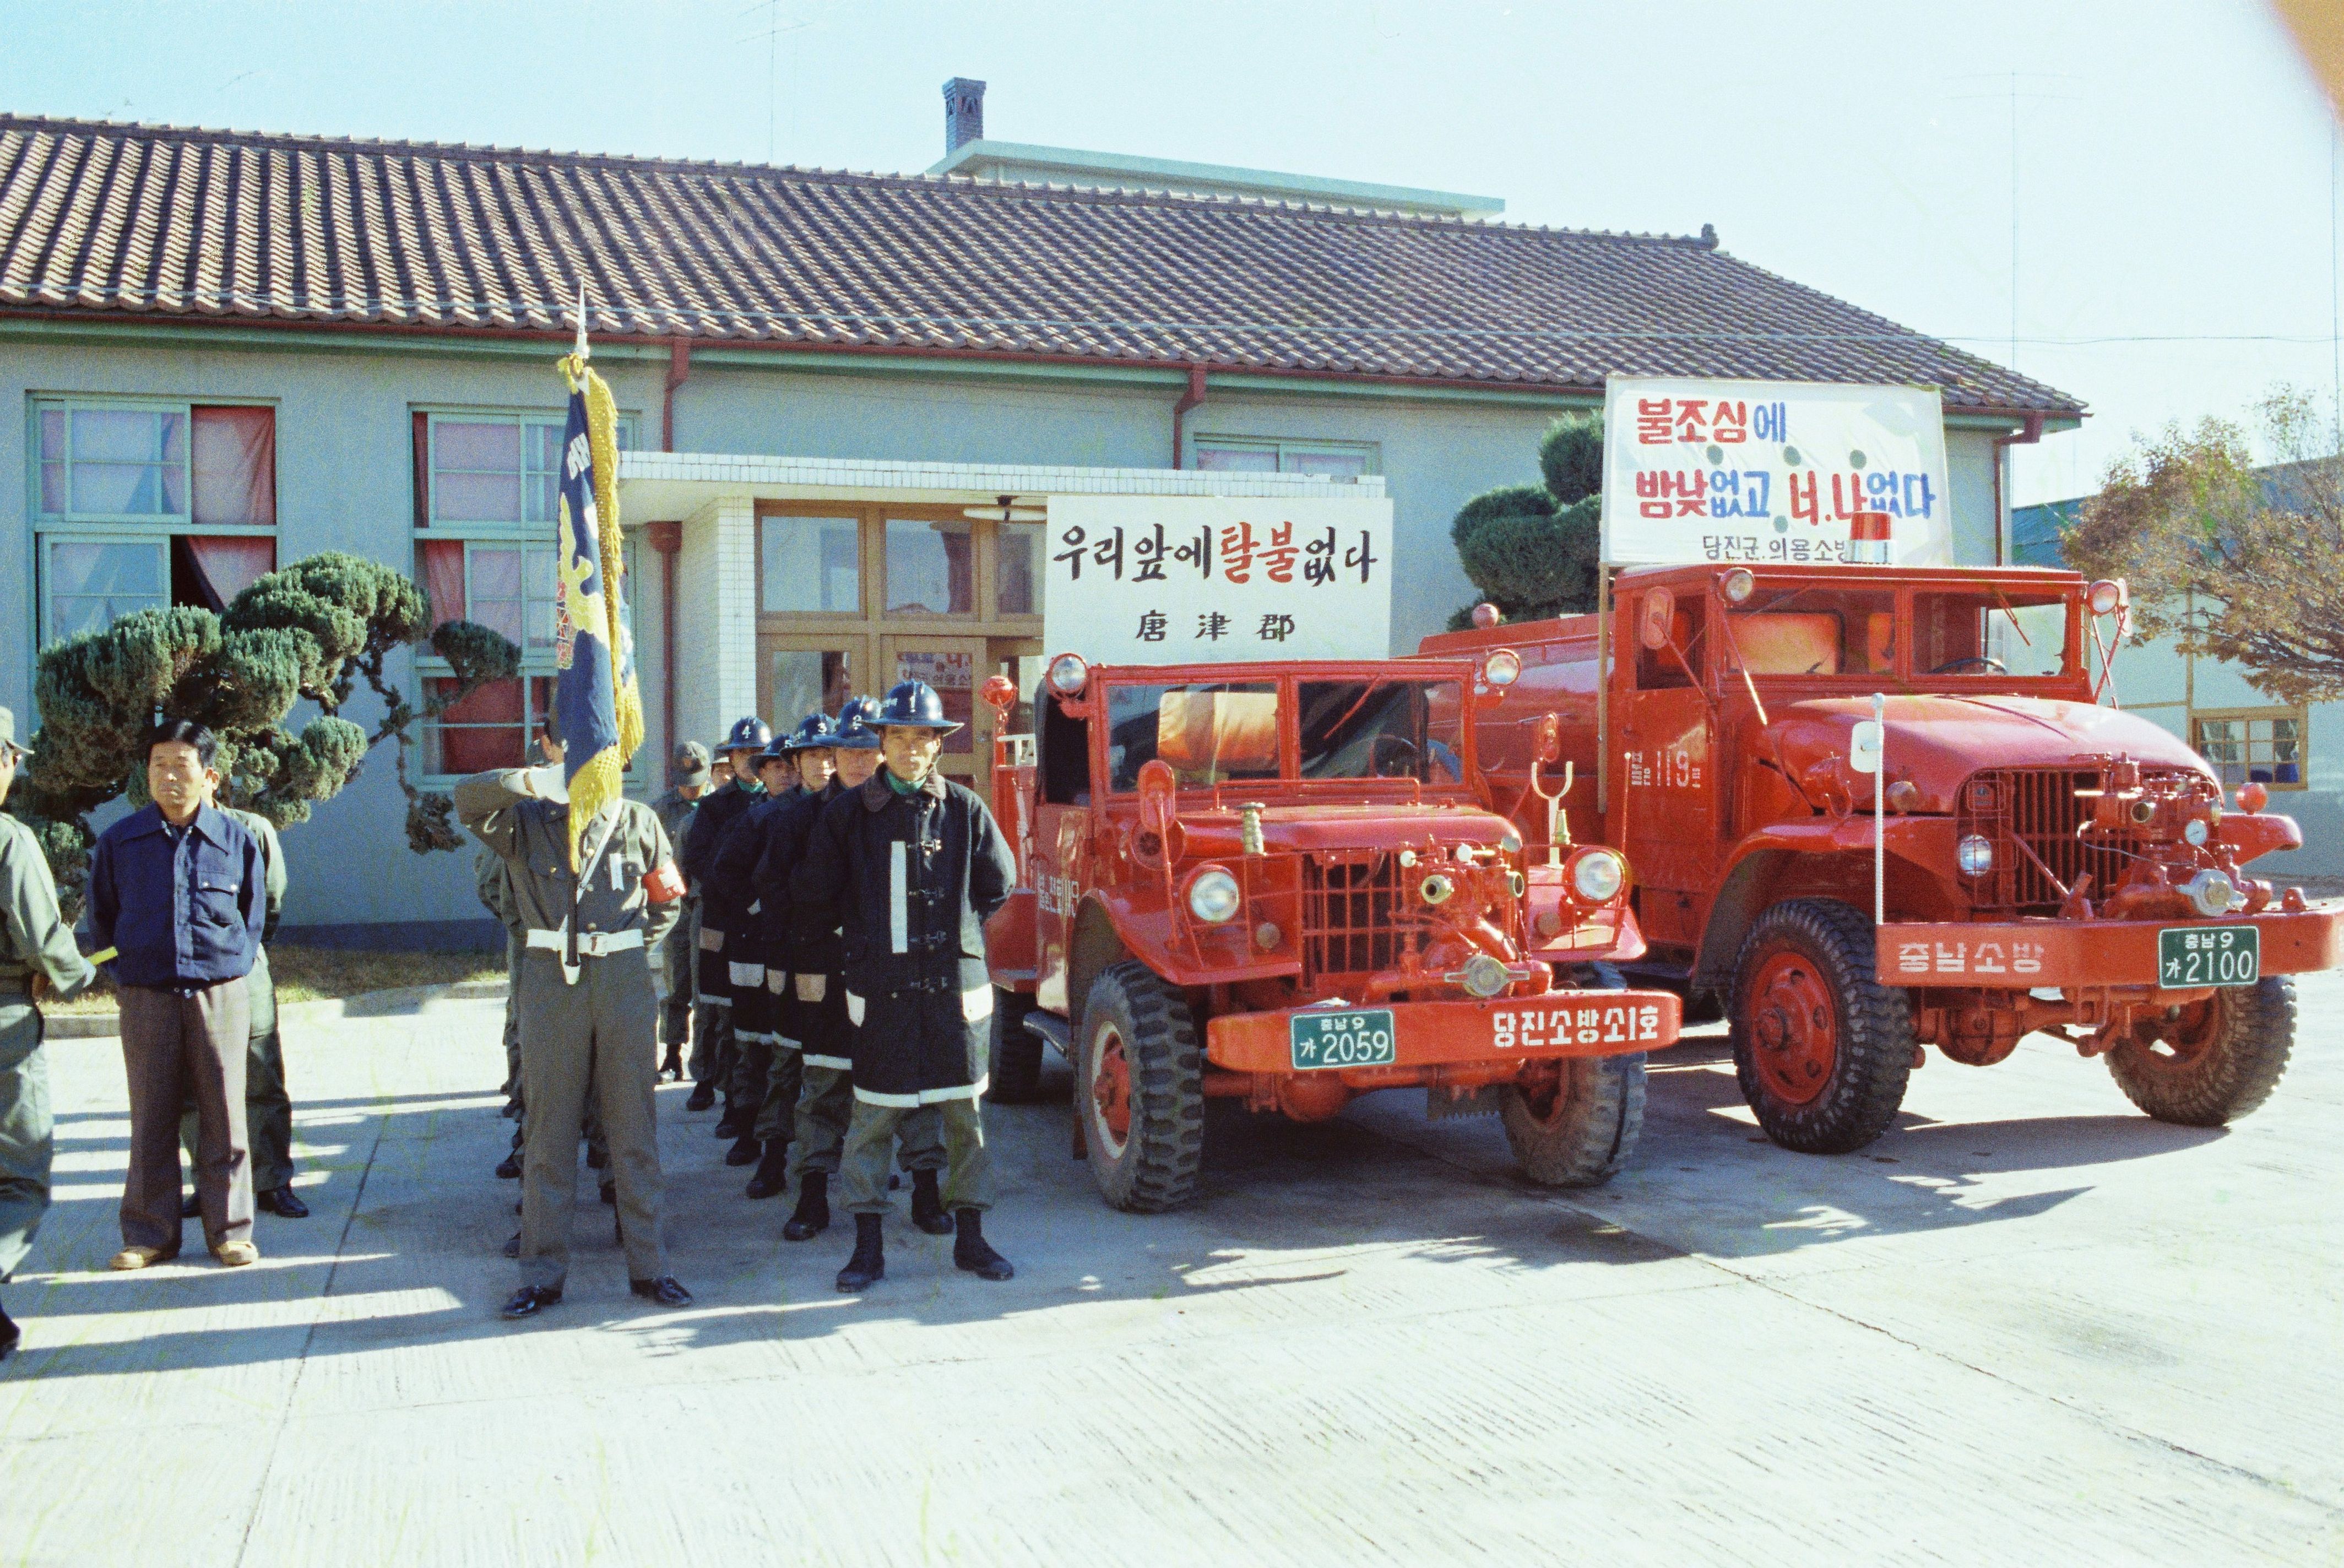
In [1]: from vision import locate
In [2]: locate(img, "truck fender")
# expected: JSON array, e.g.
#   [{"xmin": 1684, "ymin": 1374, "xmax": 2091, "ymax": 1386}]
[
  {"xmin": 1692, "ymin": 817, "xmax": 1960, "ymax": 992},
  {"xmin": 1692, "ymin": 848, "xmax": 1793, "ymax": 995},
  {"xmin": 1065, "ymin": 894, "xmax": 1140, "ymax": 1043}
]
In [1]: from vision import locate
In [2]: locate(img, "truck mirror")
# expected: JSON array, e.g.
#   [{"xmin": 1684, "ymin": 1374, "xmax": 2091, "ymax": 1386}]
[
  {"xmin": 1637, "ymin": 589, "xmax": 1676, "ymax": 651},
  {"xmin": 1849, "ymin": 720, "xmax": 1883, "ymax": 775}
]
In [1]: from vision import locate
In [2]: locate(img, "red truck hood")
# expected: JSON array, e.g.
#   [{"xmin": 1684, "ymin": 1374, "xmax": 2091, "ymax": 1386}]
[
  {"xmin": 1175, "ymin": 800, "xmax": 1520, "ymax": 859},
  {"xmin": 1768, "ymin": 694, "xmax": 2213, "ymax": 810}
]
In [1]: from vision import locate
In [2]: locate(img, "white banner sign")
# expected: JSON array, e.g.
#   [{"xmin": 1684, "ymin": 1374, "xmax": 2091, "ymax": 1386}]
[
  {"xmin": 1043, "ymin": 495, "xmax": 1394, "ymax": 664},
  {"xmin": 1600, "ymin": 377, "xmax": 1951, "ymax": 567}
]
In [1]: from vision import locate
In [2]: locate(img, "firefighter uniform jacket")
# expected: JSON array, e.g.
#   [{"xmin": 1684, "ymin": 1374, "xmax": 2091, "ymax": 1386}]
[
  {"xmin": 680, "ymin": 778, "xmax": 762, "ymax": 1004},
  {"xmin": 791, "ymin": 770, "xmax": 1015, "ymax": 1105},
  {"xmin": 704, "ymin": 785, "xmax": 800, "ymax": 978},
  {"xmin": 751, "ymin": 778, "xmax": 845, "ymax": 1066}
]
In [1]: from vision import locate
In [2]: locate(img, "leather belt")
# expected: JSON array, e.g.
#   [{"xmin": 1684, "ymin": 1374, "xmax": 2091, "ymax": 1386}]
[{"xmin": 526, "ymin": 928, "xmax": 645, "ymax": 958}]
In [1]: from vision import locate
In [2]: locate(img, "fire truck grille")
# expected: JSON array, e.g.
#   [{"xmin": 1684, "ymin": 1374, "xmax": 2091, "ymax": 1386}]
[
  {"xmin": 1957, "ymin": 767, "xmax": 2185, "ymax": 913},
  {"xmin": 1303, "ymin": 854, "xmax": 1423, "ymax": 983}
]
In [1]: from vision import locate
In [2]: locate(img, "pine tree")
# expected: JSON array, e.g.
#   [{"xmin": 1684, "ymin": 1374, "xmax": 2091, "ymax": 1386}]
[{"xmin": 1446, "ymin": 412, "xmax": 1606, "ymax": 629}]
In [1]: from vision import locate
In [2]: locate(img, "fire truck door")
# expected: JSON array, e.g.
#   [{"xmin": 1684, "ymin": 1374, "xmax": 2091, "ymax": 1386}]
[{"xmin": 1616, "ymin": 593, "xmax": 1720, "ymax": 951}]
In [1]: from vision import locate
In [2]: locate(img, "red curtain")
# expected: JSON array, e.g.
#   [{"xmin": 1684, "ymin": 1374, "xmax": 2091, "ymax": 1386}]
[
  {"xmin": 183, "ymin": 536, "xmax": 277, "ymax": 606},
  {"xmin": 430, "ymin": 676, "xmax": 525, "ymax": 772},
  {"xmin": 190, "ymin": 406, "xmax": 276, "ymax": 528},
  {"xmin": 420, "ymin": 539, "xmax": 466, "ymax": 628}
]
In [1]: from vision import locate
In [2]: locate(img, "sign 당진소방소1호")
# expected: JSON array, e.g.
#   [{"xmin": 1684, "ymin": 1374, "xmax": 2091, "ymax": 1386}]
[
  {"xmin": 1043, "ymin": 495, "xmax": 1395, "ymax": 664},
  {"xmin": 1599, "ymin": 378, "xmax": 1952, "ymax": 568}
]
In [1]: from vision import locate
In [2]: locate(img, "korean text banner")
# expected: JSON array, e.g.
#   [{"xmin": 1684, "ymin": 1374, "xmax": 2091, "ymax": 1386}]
[
  {"xmin": 1043, "ymin": 495, "xmax": 1394, "ymax": 664},
  {"xmin": 1599, "ymin": 378, "xmax": 1951, "ymax": 568}
]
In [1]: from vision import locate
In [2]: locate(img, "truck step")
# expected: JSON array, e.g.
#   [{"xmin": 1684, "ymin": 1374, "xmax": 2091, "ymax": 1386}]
[{"xmin": 1023, "ymin": 1011, "xmax": 1072, "ymax": 1055}]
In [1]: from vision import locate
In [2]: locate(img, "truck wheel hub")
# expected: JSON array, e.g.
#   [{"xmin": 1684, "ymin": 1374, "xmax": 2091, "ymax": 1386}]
[
  {"xmin": 1090, "ymin": 1023, "xmax": 1133, "ymax": 1154},
  {"xmin": 1748, "ymin": 951, "xmax": 1838, "ymax": 1108}
]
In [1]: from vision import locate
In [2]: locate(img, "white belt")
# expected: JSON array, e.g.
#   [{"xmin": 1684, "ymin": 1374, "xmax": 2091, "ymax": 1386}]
[{"xmin": 527, "ymin": 928, "xmax": 645, "ymax": 958}]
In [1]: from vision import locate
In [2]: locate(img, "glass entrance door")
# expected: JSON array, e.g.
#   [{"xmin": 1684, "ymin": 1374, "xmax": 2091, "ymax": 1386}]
[
  {"xmin": 758, "ymin": 633, "xmax": 869, "ymax": 735},
  {"xmin": 882, "ymin": 636, "xmax": 987, "ymax": 784}
]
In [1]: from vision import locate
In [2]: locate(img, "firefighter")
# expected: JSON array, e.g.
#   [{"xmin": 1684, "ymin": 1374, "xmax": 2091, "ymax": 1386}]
[
  {"xmin": 681, "ymin": 717, "xmax": 773, "ymax": 1115},
  {"xmin": 454, "ymin": 750, "xmax": 693, "ymax": 1320},
  {"xmin": 703, "ymin": 719, "xmax": 823, "ymax": 1169},
  {"xmin": 652, "ymin": 741, "xmax": 714, "ymax": 1080},
  {"xmin": 759, "ymin": 696, "xmax": 948, "ymax": 1233},
  {"xmin": 791, "ymin": 680, "xmax": 1018, "ymax": 1292}
]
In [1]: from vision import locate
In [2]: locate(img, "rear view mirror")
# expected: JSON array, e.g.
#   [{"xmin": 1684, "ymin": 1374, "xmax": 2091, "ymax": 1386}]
[
  {"xmin": 1849, "ymin": 720, "xmax": 1882, "ymax": 775},
  {"xmin": 1637, "ymin": 589, "xmax": 1676, "ymax": 651}
]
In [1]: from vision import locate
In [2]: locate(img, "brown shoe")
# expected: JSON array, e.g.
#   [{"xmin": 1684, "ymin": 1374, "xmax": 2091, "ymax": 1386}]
[
  {"xmin": 108, "ymin": 1245, "xmax": 177, "ymax": 1271},
  {"xmin": 211, "ymin": 1240, "xmax": 259, "ymax": 1268}
]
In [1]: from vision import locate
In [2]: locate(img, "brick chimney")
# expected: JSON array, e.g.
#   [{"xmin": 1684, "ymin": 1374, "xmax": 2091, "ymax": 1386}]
[{"xmin": 943, "ymin": 77, "xmax": 986, "ymax": 154}]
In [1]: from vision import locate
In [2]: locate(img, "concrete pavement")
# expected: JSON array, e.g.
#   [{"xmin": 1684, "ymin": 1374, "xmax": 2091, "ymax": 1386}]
[{"xmin": 1, "ymin": 969, "xmax": 2339, "ymax": 1566}]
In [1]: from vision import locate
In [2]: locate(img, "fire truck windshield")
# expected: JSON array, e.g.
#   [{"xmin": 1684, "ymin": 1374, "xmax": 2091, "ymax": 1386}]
[
  {"xmin": 1298, "ymin": 681, "xmax": 1464, "ymax": 784},
  {"xmin": 1721, "ymin": 583, "xmax": 2077, "ymax": 683},
  {"xmin": 1908, "ymin": 587, "xmax": 2075, "ymax": 680},
  {"xmin": 1106, "ymin": 682, "xmax": 1282, "ymax": 792}
]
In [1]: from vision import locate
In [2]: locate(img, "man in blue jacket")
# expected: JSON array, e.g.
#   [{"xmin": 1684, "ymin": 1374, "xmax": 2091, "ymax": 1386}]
[{"xmin": 87, "ymin": 720, "xmax": 268, "ymax": 1269}]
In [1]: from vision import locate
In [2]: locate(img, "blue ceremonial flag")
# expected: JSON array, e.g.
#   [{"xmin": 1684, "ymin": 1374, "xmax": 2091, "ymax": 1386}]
[{"xmin": 551, "ymin": 352, "xmax": 639, "ymax": 858}]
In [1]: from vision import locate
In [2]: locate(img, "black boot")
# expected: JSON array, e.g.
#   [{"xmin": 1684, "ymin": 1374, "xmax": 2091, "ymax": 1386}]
[
  {"xmin": 715, "ymin": 1096, "xmax": 748, "ymax": 1140},
  {"xmin": 835, "ymin": 1212, "xmax": 884, "ymax": 1292},
  {"xmin": 685, "ymin": 1081, "xmax": 717, "ymax": 1113},
  {"xmin": 599, "ymin": 1180, "xmax": 617, "ymax": 1207},
  {"xmin": 258, "ymin": 1185, "xmax": 310, "ymax": 1218},
  {"xmin": 0, "ymin": 1296, "xmax": 18, "ymax": 1362},
  {"xmin": 180, "ymin": 1190, "xmax": 200, "ymax": 1219},
  {"xmin": 783, "ymin": 1170, "xmax": 830, "ymax": 1241},
  {"xmin": 493, "ymin": 1151, "xmax": 523, "ymax": 1180},
  {"xmin": 953, "ymin": 1209, "xmax": 1014, "ymax": 1281},
  {"xmin": 724, "ymin": 1133, "xmax": 762, "ymax": 1168},
  {"xmin": 745, "ymin": 1142, "xmax": 791, "ymax": 1200},
  {"xmin": 660, "ymin": 1047, "xmax": 683, "ymax": 1082},
  {"xmin": 909, "ymin": 1169, "xmax": 954, "ymax": 1235}
]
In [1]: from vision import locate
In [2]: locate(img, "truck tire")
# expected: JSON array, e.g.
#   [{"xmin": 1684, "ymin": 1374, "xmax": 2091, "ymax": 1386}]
[
  {"xmin": 1729, "ymin": 898, "xmax": 1914, "ymax": 1154},
  {"xmin": 986, "ymin": 988, "xmax": 1046, "ymax": 1103},
  {"xmin": 2106, "ymin": 975, "xmax": 2294, "ymax": 1126},
  {"xmin": 1500, "ymin": 1053, "xmax": 1646, "ymax": 1186},
  {"xmin": 1079, "ymin": 961, "xmax": 1206, "ymax": 1212}
]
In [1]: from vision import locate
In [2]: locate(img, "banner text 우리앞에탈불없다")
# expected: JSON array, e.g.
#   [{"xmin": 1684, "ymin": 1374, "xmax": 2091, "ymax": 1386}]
[
  {"xmin": 1599, "ymin": 378, "xmax": 1952, "ymax": 568},
  {"xmin": 1043, "ymin": 495, "xmax": 1394, "ymax": 665}
]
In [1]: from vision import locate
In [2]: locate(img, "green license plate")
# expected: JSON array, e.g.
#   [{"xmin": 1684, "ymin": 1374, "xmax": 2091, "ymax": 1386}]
[
  {"xmin": 1290, "ymin": 1009, "xmax": 1397, "ymax": 1071},
  {"xmin": 2158, "ymin": 925, "xmax": 2260, "ymax": 988}
]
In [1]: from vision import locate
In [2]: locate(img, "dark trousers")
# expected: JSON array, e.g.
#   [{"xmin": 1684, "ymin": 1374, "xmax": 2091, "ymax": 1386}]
[
  {"xmin": 659, "ymin": 902, "xmax": 696, "ymax": 1048},
  {"xmin": 120, "ymin": 980, "xmax": 251, "ymax": 1253}
]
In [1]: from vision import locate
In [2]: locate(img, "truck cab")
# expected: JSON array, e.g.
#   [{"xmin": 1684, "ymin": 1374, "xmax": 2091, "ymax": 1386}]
[
  {"xmin": 1428, "ymin": 561, "xmax": 2344, "ymax": 1154},
  {"xmin": 980, "ymin": 650, "xmax": 1681, "ymax": 1211}
]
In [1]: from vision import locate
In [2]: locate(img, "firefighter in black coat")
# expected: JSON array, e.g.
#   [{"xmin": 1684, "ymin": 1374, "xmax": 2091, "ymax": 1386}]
[
  {"xmin": 754, "ymin": 696, "xmax": 947, "ymax": 1233},
  {"xmin": 703, "ymin": 720, "xmax": 817, "ymax": 1166},
  {"xmin": 680, "ymin": 715, "xmax": 772, "ymax": 1116},
  {"xmin": 791, "ymin": 680, "xmax": 1018, "ymax": 1292}
]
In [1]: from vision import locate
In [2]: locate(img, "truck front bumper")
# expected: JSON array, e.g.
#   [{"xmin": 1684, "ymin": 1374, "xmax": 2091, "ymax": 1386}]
[
  {"xmin": 1878, "ymin": 905, "xmax": 2344, "ymax": 990},
  {"xmin": 1204, "ymin": 989, "xmax": 1684, "ymax": 1074}
]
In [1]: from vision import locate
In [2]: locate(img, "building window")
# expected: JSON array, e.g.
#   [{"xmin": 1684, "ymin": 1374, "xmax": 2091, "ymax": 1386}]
[
  {"xmin": 997, "ymin": 520, "xmax": 1044, "ymax": 616},
  {"xmin": 1193, "ymin": 436, "xmax": 1378, "ymax": 477},
  {"xmin": 31, "ymin": 400, "xmax": 278, "ymax": 644},
  {"xmin": 417, "ymin": 540, "xmax": 560, "ymax": 658},
  {"xmin": 2193, "ymin": 707, "xmax": 2308, "ymax": 790},
  {"xmin": 760, "ymin": 515, "xmax": 862, "ymax": 614},
  {"xmin": 422, "ymin": 675, "xmax": 556, "ymax": 776},
  {"xmin": 885, "ymin": 518, "xmax": 974, "ymax": 616}
]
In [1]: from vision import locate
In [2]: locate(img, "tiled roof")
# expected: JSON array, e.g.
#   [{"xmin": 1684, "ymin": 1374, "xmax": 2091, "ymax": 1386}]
[{"xmin": 0, "ymin": 115, "xmax": 2082, "ymax": 414}]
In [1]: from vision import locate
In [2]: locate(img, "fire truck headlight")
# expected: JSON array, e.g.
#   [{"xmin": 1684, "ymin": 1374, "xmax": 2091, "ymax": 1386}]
[
  {"xmin": 1186, "ymin": 867, "xmax": 1241, "ymax": 924},
  {"xmin": 1722, "ymin": 567, "xmax": 1757, "ymax": 604},
  {"xmin": 1459, "ymin": 953, "xmax": 1511, "ymax": 998},
  {"xmin": 1568, "ymin": 848, "xmax": 1626, "ymax": 904},
  {"xmin": 2184, "ymin": 817, "xmax": 2211, "ymax": 847},
  {"xmin": 1046, "ymin": 653, "xmax": 1089, "ymax": 697},
  {"xmin": 2087, "ymin": 579, "xmax": 2126, "ymax": 616},
  {"xmin": 1482, "ymin": 649, "xmax": 1522, "ymax": 688},
  {"xmin": 1956, "ymin": 834, "xmax": 1995, "ymax": 877},
  {"xmin": 2184, "ymin": 869, "xmax": 2239, "ymax": 918}
]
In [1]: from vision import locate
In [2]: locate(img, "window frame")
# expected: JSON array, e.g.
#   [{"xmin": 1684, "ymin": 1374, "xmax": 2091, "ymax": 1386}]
[
  {"xmin": 37, "ymin": 530, "xmax": 172, "ymax": 643},
  {"xmin": 1190, "ymin": 435, "xmax": 1381, "ymax": 477},
  {"xmin": 2190, "ymin": 704, "xmax": 2310, "ymax": 793}
]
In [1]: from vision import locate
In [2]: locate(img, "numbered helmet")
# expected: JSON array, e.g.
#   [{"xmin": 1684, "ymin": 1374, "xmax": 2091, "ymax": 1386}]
[
  {"xmin": 778, "ymin": 712, "xmax": 834, "ymax": 753},
  {"xmin": 755, "ymin": 729, "xmax": 797, "ymax": 765},
  {"xmin": 875, "ymin": 679, "xmax": 960, "ymax": 734},
  {"xmin": 829, "ymin": 695, "xmax": 883, "ymax": 751},
  {"xmin": 720, "ymin": 715, "xmax": 774, "ymax": 755}
]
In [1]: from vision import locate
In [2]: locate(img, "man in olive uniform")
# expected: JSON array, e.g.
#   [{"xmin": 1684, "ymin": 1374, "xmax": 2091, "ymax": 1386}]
[
  {"xmin": 758, "ymin": 696, "xmax": 947, "ymax": 1231},
  {"xmin": 702, "ymin": 724, "xmax": 814, "ymax": 1166},
  {"xmin": 476, "ymin": 839, "xmax": 530, "ymax": 1179},
  {"xmin": 793, "ymin": 680, "xmax": 1018, "ymax": 1292},
  {"xmin": 682, "ymin": 717, "xmax": 773, "ymax": 1114},
  {"xmin": 0, "ymin": 707, "xmax": 97, "ymax": 1359},
  {"xmin": 652, "ymin": 741, "xmax": 713, "ymax": 1079},
  {"xmin": 178, "ymin": 788, "xmax": 306, "ymax": 1218},
  {"xmin": 455, "ymin": 755, "xmax": 693, "ymax": 1319}
]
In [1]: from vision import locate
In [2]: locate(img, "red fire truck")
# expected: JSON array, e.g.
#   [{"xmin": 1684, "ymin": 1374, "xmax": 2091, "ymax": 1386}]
[
  {"xmin": 1426, "ymin": 560, "xmax": 2344, "ymax": 1154},
  {"xmin": 978, "ymin": 652, "xmax": 1680, "ymax": 1211}
]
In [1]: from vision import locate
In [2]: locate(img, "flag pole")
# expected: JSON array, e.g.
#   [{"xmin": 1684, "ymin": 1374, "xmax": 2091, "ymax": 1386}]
[{"xmin": 567, "ymin": 278, "xmax": 590, "ymax": 970}]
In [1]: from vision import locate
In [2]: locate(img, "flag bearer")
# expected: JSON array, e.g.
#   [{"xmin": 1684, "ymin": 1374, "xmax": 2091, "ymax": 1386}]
[
  {"xmin": 681, "ymin": 718, "xmax": 772, "ymax": 1114},
  {"xmin": 791, "ymin": 680, "xmax": 1018, "ymax": 1292},
  {"xmin": 759, "ymin": 696, "xmax": 947, "ymax": 1233},
  {"xmin": 456, "ymin": 756, "xmax": 692, "ymax": 1319},
  {"xmin": 0, "ymin": 708, "xmax": 96, "ymax": 1360},
  {"xmin": 703, "ymin": 720, "xmax": 820, "ymax": 1167}
]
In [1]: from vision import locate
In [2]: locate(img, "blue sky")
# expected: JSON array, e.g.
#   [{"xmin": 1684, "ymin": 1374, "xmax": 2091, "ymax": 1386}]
[{"xmin": 3, "ymin": 0, "xmax": 2335, "ymax": 505}]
